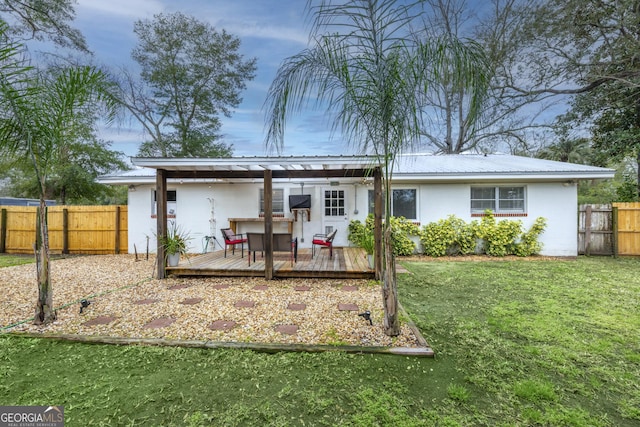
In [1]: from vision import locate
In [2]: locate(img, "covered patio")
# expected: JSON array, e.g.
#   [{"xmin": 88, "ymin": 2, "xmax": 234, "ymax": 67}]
[{"xmin": 132, "ymin": 156, "xmax": 384, "ymax": 280}]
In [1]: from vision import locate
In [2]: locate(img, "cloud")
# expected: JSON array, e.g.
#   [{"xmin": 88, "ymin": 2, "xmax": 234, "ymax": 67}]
[{"xmin": 76, "ymin": 0, "xmax": 165, "ymax": 19}]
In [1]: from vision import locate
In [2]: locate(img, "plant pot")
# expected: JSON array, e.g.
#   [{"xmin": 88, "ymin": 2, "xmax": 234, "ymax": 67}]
[
  {"xmin": 367, "ymin": 254, "xmax": 374, "ymax": 269},
  {"xmin": 167, "ymin": 252, "xmax": 180, "ymax": 267}
]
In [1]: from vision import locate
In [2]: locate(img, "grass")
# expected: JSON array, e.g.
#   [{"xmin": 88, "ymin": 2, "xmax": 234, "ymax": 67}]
[
  {"xmin": 0, "ymin": 254, "xmax": 35, "ymax": 268},
  {"xmin": 1, "ymin": 256, "xmax": 639, "ymax": 426}
]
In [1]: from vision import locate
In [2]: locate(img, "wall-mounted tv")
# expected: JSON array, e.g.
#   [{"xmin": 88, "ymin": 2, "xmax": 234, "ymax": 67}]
[{"xmin": 289, "ymin": 194, "xmax": 311, "ymax": 210}]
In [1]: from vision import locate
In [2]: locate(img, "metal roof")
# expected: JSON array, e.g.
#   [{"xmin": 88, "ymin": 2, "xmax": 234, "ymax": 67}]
[
  {"xmin": 98, "ymin": 153, "xmax": 615, "ymax": 185},
  {"xmin": 392, "ymin": 154, "xmax": 615, "ymax": 181}
]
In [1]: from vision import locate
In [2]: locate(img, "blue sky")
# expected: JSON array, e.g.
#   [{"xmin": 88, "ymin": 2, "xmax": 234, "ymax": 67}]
[{"xmin": 70, "ymin": 0, "xmax": 345, "ymax": 158}]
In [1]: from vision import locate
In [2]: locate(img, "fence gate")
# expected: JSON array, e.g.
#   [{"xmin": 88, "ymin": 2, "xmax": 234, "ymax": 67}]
[
  {"xmin": 613, "ymin": 202, "xmax": 640, "ymax": 256},
  {"xmin": 578, "ymin": 204, "xmax": 613, "ymax": 255}
]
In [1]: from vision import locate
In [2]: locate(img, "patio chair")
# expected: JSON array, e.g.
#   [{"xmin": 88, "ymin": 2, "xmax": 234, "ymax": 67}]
[
  {"xmin": 221, "ymin": 228, "xmax": 247, "ymax": 258},
  {"xmin": 274, "ymin": 233, "xmax": 298, "ymax": 266},
  {"xmin": 312, "ymin": 229, "xmax": 337, "ymax": 259},
  {"xmin": 246, "ymin": 232, "xmax": 264, "ymax": 266}
]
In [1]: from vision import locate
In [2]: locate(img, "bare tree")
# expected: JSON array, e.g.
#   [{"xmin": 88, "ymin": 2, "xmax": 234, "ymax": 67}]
[{"xmin": 415, "ymin": 0, "xmax": 561, "ymax": 154}]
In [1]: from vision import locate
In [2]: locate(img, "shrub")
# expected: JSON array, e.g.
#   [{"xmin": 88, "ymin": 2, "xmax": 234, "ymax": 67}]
[
  {"xmin": 420, "ymin": 215, "xmax": 478, "ymax": 257},
  {"xmin": 477, "ymin": 212, "xmax": 523, "ymax": 256},
  {"xmin": 387, "ymin": 216, "xmax": 419, "ymax": 256},
  {"xmin": 420, "ymin": 211, "xmax": 547, "ymax": 257},
  {"xmin": 347, "ymin": 214, "xmax": 420, "ymax": 257},
  {"xmin": 515, "ymin": 217, "xmax": 547, "ymax": 256},
  {"xmin": 347, "ymin": 219, "xmax": 367, "ymax": 248}
]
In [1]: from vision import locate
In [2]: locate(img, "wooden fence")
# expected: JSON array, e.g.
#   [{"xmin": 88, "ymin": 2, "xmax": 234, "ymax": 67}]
[
  {"xmin": 0, "ymin": 205, "xmax": 127, "ymax": 255},
  {"xmin": 579, "ymin": 203, "xmax": 640, "ymax": 256},
  {"xmin": 578, "ymin": 204, "xmax": 614, "ymax": 255},
  {"xmin": 612, "ymin": 202, "xmax": 640, "ymax": 256},
  {"xmin": 2, "ymin": 203, "xmax": 637, "ymax": 256}
]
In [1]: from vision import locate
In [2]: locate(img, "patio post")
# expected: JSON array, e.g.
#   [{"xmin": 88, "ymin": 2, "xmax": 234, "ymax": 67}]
[
  {"xmin": 264, "ymin": 169, "xmax": 274, "ymax": 280},
  {"xmin": 156, "ymin": 168, "xmax": 168, "ymax": 279}
]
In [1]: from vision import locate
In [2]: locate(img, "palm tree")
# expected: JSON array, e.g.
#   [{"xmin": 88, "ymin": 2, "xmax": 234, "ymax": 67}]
[
  {"xmin": 0, "ymin": 25, "xmax": 119, "ymax": 324},
  {"xmin": 265, "ymin": 0, "xmax": 489, "ymax": 335}
]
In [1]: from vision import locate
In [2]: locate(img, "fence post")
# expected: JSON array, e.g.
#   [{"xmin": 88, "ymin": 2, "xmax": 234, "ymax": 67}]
[
  {"xmin": 62, "ymin": 208, "xmax": 69, "ymax": 254},
  {"xmin": 0, "ymin": 208, "xmax": 6, "ymax": 253},
  {"xmin": 612, "ymin": 206, "xmax": 619, "ymax": 258},
  {"xmin": 115, "ymin": 206, "xmax": 121, "ymax": 254},
  {"xmin": 584, "ymin": 205, "xmax": 592, "ymax": 256}
]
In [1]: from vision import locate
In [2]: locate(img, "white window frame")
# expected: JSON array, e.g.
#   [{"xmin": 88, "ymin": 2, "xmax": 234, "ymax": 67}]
[
  {"xmin": 323, "ymin": 188, "xmax": 346, "ymax": 217},
  {"xmin": 259, "ymin": 188, "xmax": 284, "ymax": 214},
  {"xmin": 470, "ymin": 186, "xmax": 526, "ymax": 214},
  {"xmin": 368, "ymin": 188, "xmax": 418, "ymax": 220}
]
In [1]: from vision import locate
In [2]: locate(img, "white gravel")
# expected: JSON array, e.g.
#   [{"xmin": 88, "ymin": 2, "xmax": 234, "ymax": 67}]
[{"xmin": 1, "ymin": 255, "xmax": 420, "ymax": 347}]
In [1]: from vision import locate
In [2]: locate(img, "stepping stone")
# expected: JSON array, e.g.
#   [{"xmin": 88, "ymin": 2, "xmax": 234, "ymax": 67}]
[
  {"xmin": 167, "ymin": 284, "xmax": 189, "ymax": 290},
  {"xmin": 287, "ymin": 303, "xmax": 306, "ymax": 311},
  {"xmin": 294, "ymin": 286, "xmax": 311, "ymax": 292},
  {"xmin": 252, "ymin": 285, "xmax": 268, "ymax": 291},
  {"xmin": 212, "ymin": 284, "xmax": 230, "ymax": 290},
  {"xmin": 180, "ymin": 298, "xmax": 203, "ymax": 305},
  {"xmin": 82, "ymin": 316, "xmax": 117, "ymax": 327},
  {"xmin": 209, "ymin": 320, "xmax": 237, "ymax": 331},
  {"xmin": 234, "ymin": 300, "xmax": 255, "ymax": 308},
  {"xmin": 143, "ymin": 317, "xmax": 175, "ymax": 329},
  {"xmin": 338, "ymin": 303, "xmax": 359, "ymax": 311},
  {"xmin": 275, "ymin": 324, "xmax": 298, "ymax": 335},
  {"xmin": 341, "ymin": 285, "xmax": 359, "ymax": 292},
  {"xmin": 133, "ymin": 298, "xmax": 159, "ymax": 305}
]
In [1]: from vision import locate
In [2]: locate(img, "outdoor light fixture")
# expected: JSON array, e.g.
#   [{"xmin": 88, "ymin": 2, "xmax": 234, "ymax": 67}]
[
  {"xmin": 358, "ymin": 310, "xmax": 372, "ymax": 325},
  {"xmin": 79, "ymin": 299, "xmax": 91, "ymax": 313}
]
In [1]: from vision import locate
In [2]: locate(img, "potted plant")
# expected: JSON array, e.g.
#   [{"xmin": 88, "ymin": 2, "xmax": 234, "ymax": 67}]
[
  {"xmin": 160, "ymin": 221, "xmax": 192, "ymax": 266},
  {"xmin": 359, "ymin": 231, "xmax": 375, "ymax": 269}
]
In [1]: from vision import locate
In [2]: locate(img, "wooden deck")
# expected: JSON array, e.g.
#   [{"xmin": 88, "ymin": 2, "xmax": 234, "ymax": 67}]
[{"xmin": 166, "ymin": 247, "xmax": 374, "ymax": 279}]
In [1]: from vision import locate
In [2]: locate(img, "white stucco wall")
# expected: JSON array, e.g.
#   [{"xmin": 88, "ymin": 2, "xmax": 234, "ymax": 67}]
[
  {"xmin": 348, "ymin": 180, "xmax": 578, "ymax": 256},
  {"xmin": 128, "ymin": 182, "xmax": 353, "ymax": 254},
  {"xmin": 127, "ymin": 179, "xmax": 579, "ymax": 257}
]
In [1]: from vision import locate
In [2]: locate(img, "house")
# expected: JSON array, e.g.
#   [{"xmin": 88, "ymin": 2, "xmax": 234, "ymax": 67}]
[
  {"xmin": 98, "ymin": 153, "xmax": 615, "ymax": 262},
  {"xmin": 0, "ymin": 197, "xmax": 56, "ymax": 206}
]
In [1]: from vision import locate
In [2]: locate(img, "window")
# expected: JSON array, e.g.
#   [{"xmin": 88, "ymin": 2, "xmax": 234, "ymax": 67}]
[
  {"xmin": 259, "ymin": 188, "xmax": 284, "ymax": 214},
  {"xmin": 392, "ymin": 189, "xmax": 417, "ymax": 219},
  {"xmin": 471, "ymin": 186, "xmax": 525, "ymax": 213},
  {"xmin": 324, "ymin": 189, "xmax": 345, "ymax": 216},
  {"xmin": 368, "ymin": 189, "xmax": 417, "ymax": 220},
  {"xmin": 152, "ymin": 190, "xmax": 177, "ymax": 218}
]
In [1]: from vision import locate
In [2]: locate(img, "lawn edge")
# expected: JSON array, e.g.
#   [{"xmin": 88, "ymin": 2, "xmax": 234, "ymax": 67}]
[{"xmin": 4, "ymin": 331, "xmax": 435, "ymax": 357}]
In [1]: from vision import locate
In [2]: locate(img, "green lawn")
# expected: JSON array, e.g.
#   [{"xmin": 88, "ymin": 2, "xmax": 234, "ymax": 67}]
[
  {"xmin": 0, "ymin": 254, "xmax": 35, "ymax": 268},
  {"xmin": 1, "ymin": 256, "xmax": 638, "ymax": 426}
]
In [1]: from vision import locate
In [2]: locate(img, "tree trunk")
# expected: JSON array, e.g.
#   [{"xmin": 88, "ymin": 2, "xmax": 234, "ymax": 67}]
[
  {"xmin": 34, "ymin": 200, "xmax": 55, "ymax": 325},
  {"xmin": 382, "ymin": 227, "xmax": 400, "ymax": 336}
]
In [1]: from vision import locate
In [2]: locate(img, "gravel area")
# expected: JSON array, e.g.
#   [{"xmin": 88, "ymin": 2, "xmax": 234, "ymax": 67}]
[{"xmin": 1, "ymin": 255, "xmax": 420, "ymax": 348}]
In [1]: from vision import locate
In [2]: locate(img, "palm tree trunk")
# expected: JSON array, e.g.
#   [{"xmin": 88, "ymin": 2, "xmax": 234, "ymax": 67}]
[
  {"xmin": 34, "ymin": 198, "xmax": 55, "ymax": 324},
  {"xmin": 382, "ymin": 227, "xmax": 400, "ymax": 335}
]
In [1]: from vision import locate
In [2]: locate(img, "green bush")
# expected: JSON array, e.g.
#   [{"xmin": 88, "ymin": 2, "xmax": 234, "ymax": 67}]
[
  {"xmin": 420, "ymin": 215, "xmax": 478, "ymax": 257},
  {"xmin": 420, "ymin": 211, "xmax": 547, "ymax": 257},
  {"xmin": 515, "ymin": 216, "xmax": 547, "ymax": 256},
  {"xmin": 478, "ymin": 214, "xmax": 523, "ymax": 256},
  {"xmin": 347, "ymin": 214, "xmax": 420, "ymax": 257}
]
